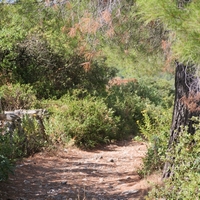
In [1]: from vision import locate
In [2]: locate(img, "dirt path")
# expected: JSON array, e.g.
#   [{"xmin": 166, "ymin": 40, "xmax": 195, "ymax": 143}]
[{"xmin": 0, "ymin": 140, "xmax": 161, "ymax": 200}]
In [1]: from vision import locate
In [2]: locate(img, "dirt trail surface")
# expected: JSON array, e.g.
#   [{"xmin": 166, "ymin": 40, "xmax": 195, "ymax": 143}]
[{"xmin": 0, "ymin": 140, "xmax": 161, "ymax": 200}]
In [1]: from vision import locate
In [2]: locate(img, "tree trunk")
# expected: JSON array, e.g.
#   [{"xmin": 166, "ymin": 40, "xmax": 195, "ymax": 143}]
[{"xmin": 162, "ymin": 62, "xmax": 200, "ymax": 178}]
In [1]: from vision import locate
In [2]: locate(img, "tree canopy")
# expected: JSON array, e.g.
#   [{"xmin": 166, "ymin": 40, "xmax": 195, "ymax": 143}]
[{"xmin": 137, "ymin": 0, "xmax": 200, "ymax": 64}]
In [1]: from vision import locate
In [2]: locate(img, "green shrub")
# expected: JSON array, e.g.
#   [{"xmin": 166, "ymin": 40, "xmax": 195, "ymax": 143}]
[
  {"xmin": 106, "ymin": 84, "xmax": 146, "ymax": 135},
  {"xmin": 0, "ymin": 83, "xmax": 47, "ymax": 180},
  {"xmin": 19, "ymin": 115, "xmax": 48, "ymax": 156},
  {"xmin": 147, "ymin": 122, "xmax": 200, "ymax": 199},
  {"xmin": 44, "ymin": 92, "xmax": 120, "ymax": 148},
  {"xmin": 0, "ymin": 83, "xmax": 37, "ymax": 110},
  {"xmin": 11, "ymin": 34, "xmax": 118, "ymax": 99},
  {"xmin": 0, "ymin": 155, "xmax": 14, "ymax": 181},
  {"xmin": 0, "ymin": 116, "xmax": 48, "ymax": 181},
  {"xmin": 136, "ymin": 76, "xmax": 174, "ymax": 108},
  {"xmin": 106, "ymin": 77, "xmax": 174, "ymax": 136},
  {"xmin": 0, "ymin": 116, "xmax": 48, "ymax": 159},
  {"xmin": 0, "ymin": 133, "xmax": 15, "ymax": 181},
  {"xmin": 138, "ymin": 105, "xmax": 172, "ymax": 177},
  {"xmin": 0, "ymin": 83, "xmax": 47, "ymax": 159}
]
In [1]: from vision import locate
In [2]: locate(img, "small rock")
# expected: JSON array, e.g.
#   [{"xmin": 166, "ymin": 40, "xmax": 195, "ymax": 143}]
[
  {"xmin": 122, "ymin": 190, "xmax": 139, "ymax": 195},
  {"xmin": 16, "ymin": 164, "xmax": 24, "ymax": 168},
  {"xmin": 108, "ymin": 158, "xmax": 114, "ymax": 162},
  {"xmin": 99, "ymin": 178, "xmax": 104, "ymax": 183},
  {"xmin": 95, "ymin": 155, "xmax": 103, "ymax": 159},
  {"xmin": 47, "ymin": 189, "xmax": 57, "ymax": 194},
  {"xmin": 61, "ymin": 181, "xmax": 67, "ymax": 185},
  {"xmin": 23, "ymin": 180, "xmax": 30, "ymax": 184}
]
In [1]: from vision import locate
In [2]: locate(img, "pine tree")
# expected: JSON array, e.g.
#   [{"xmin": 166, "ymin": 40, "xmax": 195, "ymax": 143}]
[{"xmin": 137, "ymin": 0, "xmax": 200, "ymax": 178}]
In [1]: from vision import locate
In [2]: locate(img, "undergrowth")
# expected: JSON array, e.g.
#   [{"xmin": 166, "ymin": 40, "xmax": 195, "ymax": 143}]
[
  {"xmin": 44, "ymin": 92, "xmax": 120, "ymax": 149},
  {"xmin": 137, "ymin": 105, "xmax": 172, "ymax": 177},
  {"xmin": 0, "ymin": 77, "xmax": 174, "ymax": 181},
  {"xmin": 147, "ymin": 121, "xmax": 200, "ymax": 199}
]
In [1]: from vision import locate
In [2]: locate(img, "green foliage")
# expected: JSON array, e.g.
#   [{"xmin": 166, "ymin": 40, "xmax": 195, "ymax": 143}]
[
  {"xmin": 0, "ymin": 130, "xmax": 15, "ymax": 181},
  {"xmin": 147, "ymin": 122, "xmax": 200, "ymax": 199},
  {"xmin": 106, "ymin": 84, "xmax": 146, "ymax": 135},
  {"xmin": 106, "ymin": 76, "xmax": 174, "ymax": 136},
  {"xmin": 0, "ymin": 0, "xmax": 168, "ymax": 99},
  {"xmin": 0, "ymin": 115, "xmax": 47, "ymax": 181},
  {"xmin": 0, "ymin": 32, "xmax": 117, "ymax": 99},
  {"xmin": 0, "ymin": 116, "xmax": 48, "ymax": 159},
  {"xmin": 137, "ymin": 0, "xmax": 200, "ymax": 64},
  {"xmin": 78, "ymin": 59, "xmax": 118, "ymax": 97},
  {"xmin": 0, "ymin": 83, "xmax": 47, "ymax": 180},
  {"xmin": 19, "ymin": 115, "xmax": 48, "ymax": 156},
  {"xmin": 0, "ymin": 155, "xmax": 14, "ymax": 181},
  {"xmin": 0, "ymin": 83, "xmax": 37, "ymax": 110},
  {"xmin": 138, "ymin": 105, "xmax": 172, "ymax": 177},
  {"xmin": 136, "ymin": 76, "xmax": 174, "ymax": 107},
  {"xmin": 130, "ymin": 76, "xmax": 174, "ymax": 176},
  {"xmin": 44, "ymin": 92, "xmax": 120, "ymax": 149}
]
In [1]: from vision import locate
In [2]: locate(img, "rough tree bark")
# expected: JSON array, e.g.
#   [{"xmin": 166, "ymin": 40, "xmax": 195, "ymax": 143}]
[{"xmin": 162, "ymin": 62, "xmax": 200, "ymax": 178}]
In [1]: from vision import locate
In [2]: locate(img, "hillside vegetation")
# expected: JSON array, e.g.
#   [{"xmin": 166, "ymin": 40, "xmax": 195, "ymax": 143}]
[{"xmin": 3, "ymin": 1, "xmax": 198, "ymax": 199}]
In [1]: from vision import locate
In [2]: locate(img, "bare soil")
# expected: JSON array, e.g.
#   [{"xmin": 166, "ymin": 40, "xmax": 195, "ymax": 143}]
[{"xmin": 0, "ymin": 140, "xmax": 162, "ymax": 200}]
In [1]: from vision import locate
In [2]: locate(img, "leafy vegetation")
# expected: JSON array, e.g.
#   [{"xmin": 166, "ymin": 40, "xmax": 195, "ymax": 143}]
[
  {"xmin": 147, "ymin": 121, "xmax": 200, "ymax": 199},
  {"xmin": 137, "ymin": 0, "xmax": 200, "ymax": 198},
  {"xmin": 0, "ymin": 0, "xmax": 172, "ymax": 182},
  {"xmin": 44, "ymin": 92, "xmax": 120, "ymax": 148},
  {"xmin": 0, "ymin": 83, "xmax": 37, "ymax": 110},
  {"xmin": 137, "ymin": 104, "xmax": 172, "ymax": 177},
  {"xmin": 0, "ymin": 1, "xmax": 199, "ymax": 199}
]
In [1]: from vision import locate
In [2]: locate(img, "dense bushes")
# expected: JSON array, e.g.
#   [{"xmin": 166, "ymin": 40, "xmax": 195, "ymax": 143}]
[
  {"xmin": 0, "ymin": 84, "xmax": 48, "ymax": 181},
  {"xmin": 44, "ymin": 92, "xmax": 120, "ymax": 148},
  {"xmin": 0, "ymin": 130, "xmax": 15, "ymax": 181},
  {"xmin": 43, "ymin": 76, "xmax": 174, "ymax": 150},
  {"xmin": 13, "ymin": 36, "xmax": 117, "ymax": 99},
  {"xmin": 0, "ymin": 76, "xmax": 174, "ymax": 180},
  {"xmin": 0, "ymin": 83, "xmax": 37, "ymax": 111},
  {"xmin": 147, "ymin": 122, "xmax": 200, "ymax": 199},
  {"xmin": 137, "ymin": 105, "xmax": 172, "ymax": 176},
  {"xmin": 132, "ymin": 77, "xmax": 174, "ymax": 176},
  {"xmin": 0, "ymin": 155, "xmax": 14, "ymax": 181},
  {"xmin": 106, "ymin": 84, "xmax": 146, "ymax": 135},
  {"xmin": 106, "ymin": 76, "xmax": 174, "ymax": 136}
]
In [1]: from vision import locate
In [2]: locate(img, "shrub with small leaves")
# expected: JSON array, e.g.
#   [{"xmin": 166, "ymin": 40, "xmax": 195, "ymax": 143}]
[
  {"xmin": 0, "ymin": 134, "xmax": 15, "ymax": 181},
  {"xmin": 138, "ymin": 104, "xmax": 172, "ymax": 177},
  {"xmin": 44, "ymin": 92, "xmax": 120, "ymax": 148},
  {"xmin": 0, "ymin": 155, "xmax": 14, "ymax": 181},
  {"xmin": 0, "ymin": 83, "xmax": 37, "ymax": 111},
  {"xmin": 147, "ymin": 120, "xmax": 200, "ymax": 199}
]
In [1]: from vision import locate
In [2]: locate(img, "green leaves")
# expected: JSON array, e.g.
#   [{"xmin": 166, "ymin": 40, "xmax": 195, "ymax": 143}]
[
  {"xmin": 148, "ymin": 126, "xmax": 200, "ymax": 199},
  {"xmin": 44, "ymin": 93, "xmax": 120, "ymax": 148},
  {"xmin": 0, "ymin": 155, "xmax": 14, "ymax": 181},
  {"xmin": 137, "ymin": 0, "xmax": 200, "ymax": 63}
]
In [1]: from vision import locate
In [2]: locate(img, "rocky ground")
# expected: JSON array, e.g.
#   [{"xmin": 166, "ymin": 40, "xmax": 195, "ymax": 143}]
[{"xmin": 0, "ymin": 140, "xmax": 162, "ymax": 200}]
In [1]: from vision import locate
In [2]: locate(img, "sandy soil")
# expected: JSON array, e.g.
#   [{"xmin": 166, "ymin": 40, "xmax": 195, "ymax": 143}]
[{"xmin": 0, "ymin": 140, "xmax": 162, "ymax": 200}]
